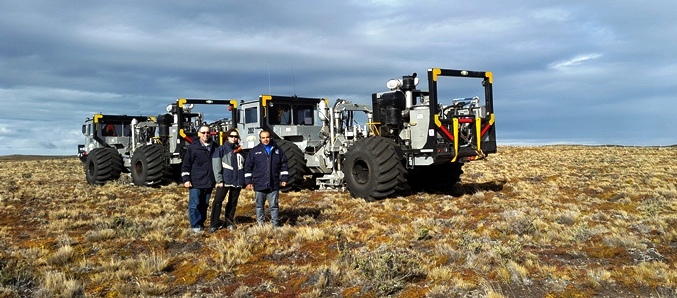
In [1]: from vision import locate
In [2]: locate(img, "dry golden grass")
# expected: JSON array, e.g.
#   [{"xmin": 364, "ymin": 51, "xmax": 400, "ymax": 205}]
[{"xmin": 0, "ymin": 146, "xmax": 676, "ymax": 297}]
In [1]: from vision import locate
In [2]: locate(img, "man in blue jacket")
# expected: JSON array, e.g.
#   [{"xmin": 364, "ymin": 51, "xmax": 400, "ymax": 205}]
[
  {"xmin": 181, "ymin": 125, "xmax": 216, "ymax": 233},
  {"xmin": 210, "ymin": 128, "xmax": 245, "ymax": 233},
  {"xmin": 244, "ymin": 130, "xmax": 289, "ymax": 227}
]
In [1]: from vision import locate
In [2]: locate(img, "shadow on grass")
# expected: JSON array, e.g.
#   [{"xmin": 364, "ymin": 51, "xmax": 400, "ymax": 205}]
[
  {"xmin": 406, "ymin": 179, "xmax": 507, "ymax": 197},
  {"xmin": 280, "ymin": 207, "xmax": 324, "ymax": 226},
  {"xmin": 459, "ymin": 179, "xmax": 507, "ymax": 195},
  {"xmin": 232, "ymin": 207, "xmax": 325, "ymax": 227}
]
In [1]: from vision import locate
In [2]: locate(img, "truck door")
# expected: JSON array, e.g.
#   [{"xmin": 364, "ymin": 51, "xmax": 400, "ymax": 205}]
[{"xmin": 239, "ymin": 103, "xmax": 260, "ymax": 150}]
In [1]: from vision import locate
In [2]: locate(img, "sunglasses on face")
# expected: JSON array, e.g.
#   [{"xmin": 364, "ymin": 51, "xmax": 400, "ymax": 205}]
[
  {"xmin": 229, "ymin": 135, "xmax": 239, "ymax": 138},
  {"xmin": 199, "ymin": 131, "xmax": 210, "ymax": 134}
]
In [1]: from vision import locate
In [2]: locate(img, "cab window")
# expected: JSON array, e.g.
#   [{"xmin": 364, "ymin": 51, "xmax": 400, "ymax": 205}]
[
  {"xmin": 267, "ymin": 104, "xmax": 314, "ymax": 125},
  {"xmin": 293, "ymin": 105, "xmax": 314, "ymax": 125},
  {"xmin": 269, "ymin": 104, "xmax": 291, "ymax": 125},
  {"xmin": 245, "ymin": 107, "xmax": 257, "ymax": 124}
]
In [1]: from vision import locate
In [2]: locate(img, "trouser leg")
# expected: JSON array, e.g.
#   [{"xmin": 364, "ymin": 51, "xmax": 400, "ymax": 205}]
[
  {"xmin": 224, "ymin": 187, "xmax": 241, "ymax": 226},
  {"xmin": 268, "ymin": 190, "xmax": 279, "ymax": 226},
  {"xmin": 187, "ymin": 188, "xmax": 201, "ymax": 228},
  {"xmin": 254, "ymin": 191, "xmax": 267, "ymax": 225},
  {"xmin": 209, "ymin": 187, "xmax": 227, "ymax": 228},
  {"xmin": 197, "ymin": 188, "xmax": 212, "ymax": 228}
]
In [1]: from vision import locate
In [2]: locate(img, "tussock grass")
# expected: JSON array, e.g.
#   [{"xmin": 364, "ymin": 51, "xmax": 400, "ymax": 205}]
[
  {"xmin": 84, "ymin": 228, "xmax": 116, "ymax": 242},
  {"xmin": 46, "ymin": 245, "xmax": 74, "ymax": 266},
  {"xmin": 207, "ymin": 233, "xmax": 253, "ymax": 271},
  {"xmin": 1, "ymin": 146, "xmax": 676, "ymax": 296},
  {"xmin": 347, "ymin": 245, "xmax": 426, "ymax": 295},
  {"xmin": 35, "ymin": 271, "xmax": 84, "ymax": 298},
  {"xmin": 137, "ymin": 250, "xmax": 170, "ymax": 276},
  {"xmin": 0, "ymin": 253, "xmax": 38, "ymax": 296},
  {"xmin": 138, "ymin": 279, "xmax": 169, "ymax": 296},
  {"xmin": 293, "ymin": 226, "xmax": 326, "ymax": 242}
]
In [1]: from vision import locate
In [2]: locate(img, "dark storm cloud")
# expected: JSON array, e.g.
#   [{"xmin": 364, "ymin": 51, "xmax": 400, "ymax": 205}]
[{"xmin": 1, "ymin": 1, "xmax": 676, "ymax": 155}]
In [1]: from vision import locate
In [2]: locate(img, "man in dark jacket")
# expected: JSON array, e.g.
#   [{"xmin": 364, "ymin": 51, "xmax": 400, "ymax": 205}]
[
  {"xmin": 210, "ymin": 128, "xmax": 245, "ymax": 233},
  {"xmin": 244, "ymin": 130, "xmax": 288, "ymax": 227},
  {"xmin": 181, "ymin": 125, "xmax": 216, "ymax": 233}
]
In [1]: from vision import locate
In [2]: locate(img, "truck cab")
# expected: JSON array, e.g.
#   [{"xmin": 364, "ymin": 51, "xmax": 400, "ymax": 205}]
[
  {"xmin": 78, "ymin": 114, "xmax": 153, "ymax": 167},
  {"xmin": 237, "ymin": 95, "xmax": 325, "ymax": 152}
]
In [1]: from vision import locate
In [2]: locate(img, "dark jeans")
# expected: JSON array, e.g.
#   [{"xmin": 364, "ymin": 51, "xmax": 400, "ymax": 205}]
[
  {"xmin": 210, "ymin": 186, "xmax": 241, "ymax": 228},
  {"xmin": 188, "ymin": 188, "xmax": 212, "ymax": 229}
]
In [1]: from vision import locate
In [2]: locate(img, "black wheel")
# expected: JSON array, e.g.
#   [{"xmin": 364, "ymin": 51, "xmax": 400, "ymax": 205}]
[
  {"xmin": 407, "ymin": 162, "xmax": 464, "ymax": 194},
  {"xmin": 108, "ymin": 147, "xmax": 124, "ymax": 180},
  {"xmin": 276, "ymin": 139, "xmax": 307, "ymax": 191},
  {"xmin": 84, "ymin": 147, "xmax": 123, "ymax": 185},
  {"xmin": 344, "ymin": 137, "xmax": 407, "ymax": 201},
  {"xmin": 130, "ymin": 144, "xmax": 167, "ymax": 186}
]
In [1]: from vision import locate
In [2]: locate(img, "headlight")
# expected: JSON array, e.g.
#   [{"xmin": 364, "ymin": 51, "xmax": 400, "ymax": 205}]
[{"xmin": 386, "ymin": 79, "xmax": 401, "ymax": 90}]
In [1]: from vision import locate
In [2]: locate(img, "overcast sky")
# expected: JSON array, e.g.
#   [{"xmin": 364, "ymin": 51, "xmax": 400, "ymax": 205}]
[{"xmin": 1, "ymin": 1, "xmax": 675, "ymax": 156}]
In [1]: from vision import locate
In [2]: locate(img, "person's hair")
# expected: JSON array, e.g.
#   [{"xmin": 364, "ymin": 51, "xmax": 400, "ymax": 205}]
[
  {"xmin": 259, "ymin": 130, "xmax": 271, "ymax": 137},
  {"xmin": 198, "ymin": 125, "xmax": 210, "ymax": 132},
  {"xmin": 226, "ymin": 128, "xmax": 239, "ymax": 136}
]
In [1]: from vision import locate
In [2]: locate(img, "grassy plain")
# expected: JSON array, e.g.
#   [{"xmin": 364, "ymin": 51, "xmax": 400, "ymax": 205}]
[{"xmin": 0, "ymin": 146, "xmax": 676, "ymax": 297}]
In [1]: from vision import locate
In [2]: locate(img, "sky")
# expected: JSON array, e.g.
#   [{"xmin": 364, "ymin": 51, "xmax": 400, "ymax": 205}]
[{"xmin": 1, "ymin": 1, "xmax": 676, "ymax": 156}]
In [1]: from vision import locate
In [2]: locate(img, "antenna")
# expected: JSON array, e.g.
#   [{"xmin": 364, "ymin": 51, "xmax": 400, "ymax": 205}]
[
  {"xmin": 292, "ymin": 65, "xmax": 297, "ymax": 96},
  {"xmin": 268, "ymin": 63, "xmax": 271, "ymax": 94}
]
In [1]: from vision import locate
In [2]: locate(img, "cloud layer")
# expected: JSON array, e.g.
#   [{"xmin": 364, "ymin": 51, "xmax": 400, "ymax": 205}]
[{"xmin": 1, "ymin": 1, "xmax": 676, "ymax": 155}]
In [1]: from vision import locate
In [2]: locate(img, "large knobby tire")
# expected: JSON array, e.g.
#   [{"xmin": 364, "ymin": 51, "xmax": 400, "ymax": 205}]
[
  {"xmin": 108, "ymin": 148, "xmax": 125, "ymax": 179},
  {"xmin": 84, "ymin": 147, "xmax": 124, "ymax": 185},
  {"xmin": 344, "ymin": 137, "xmax": 407, "ymax": 201},
  {"xmin": 131, "ymin": 144, "xmax": 167, "ymax": 186},
  {"xmin": 276, "ymin": 139, "xmax": 308, "ymax": 191}
]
